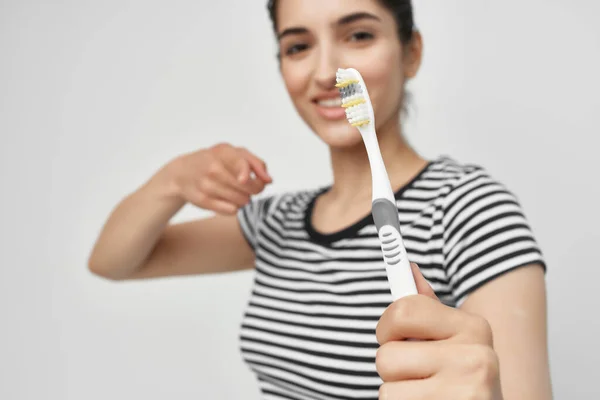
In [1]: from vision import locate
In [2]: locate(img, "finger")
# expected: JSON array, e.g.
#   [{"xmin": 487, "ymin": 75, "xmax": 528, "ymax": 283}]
[
  {"xmin": 222, "ymin": 157, "xmax": 252, "ymax": 187},
  {"xmin": 236, "ymin": 158, "xmax": 252, "ymax": 184},
  {"xmin": 187, "ymin": 190, "xmax": 237, "ymax": 215},
  {"xmin": 205, "ymin": 159, "xmax": 242, "ymax": 188},
  {"xmin": 217, "ymin": 147, "xmax": 271, "ymax": 191},
  {"xmin": 242, "ymin": 177, "xmax": 267, "ymax": 195},
  {"xmin": 226, "ymin": 161, "xmax": 264, "ymax": 195},
  {"xmin": 378, "ymin": 343, "xmax": 500, "ymax": 399},
  {"xmin": 410, "ymin": 263, "xmax": 438, "ymax": 300},
  {"xmin": 227, "ymin": 159, "xmax": 267, "ymax": 195},
  {"xmin": 379, "ymin": 379, "xmax": 437, "ymax": 400},
  {"xmin": 376, "ymin": 295, "xmax": 465, "ymax": 344},
  {"xmin": 215, "ymin": 146, "xmax": 256, "ymax": 185},
  {"xmin": 207, "ymin": 160, "xmax": 260, "ymax": 196},
  {"xmin": 203, "ymin": 198, "xmax": 238, "ymax": 215},
  {"xmin": 376, "ymin": 340, "xmax": 444, "ymax": 382},
  {"xmin": 198, "ymin": 179, "xmax": 250, "ymax": 208},
  {"xmin": 238, "ymin": 148, "xmax": 272, "ymax": 183}
]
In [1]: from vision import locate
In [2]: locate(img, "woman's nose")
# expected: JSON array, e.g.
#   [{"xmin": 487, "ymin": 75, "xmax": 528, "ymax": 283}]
[{"xmin": 313, "ymin": 44, "xmax": 339, "ymax": 89}]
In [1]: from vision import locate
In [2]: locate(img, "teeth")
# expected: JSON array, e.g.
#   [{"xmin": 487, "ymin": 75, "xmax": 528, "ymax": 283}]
[{"xmin": 318, "ymin": 97, "xmax": 343, "ymax": 107}]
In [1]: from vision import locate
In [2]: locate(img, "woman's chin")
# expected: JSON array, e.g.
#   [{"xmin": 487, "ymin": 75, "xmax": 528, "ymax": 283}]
[{"xmin": 314, "ymin": 123, "xmax": 364, "ymax": 149}]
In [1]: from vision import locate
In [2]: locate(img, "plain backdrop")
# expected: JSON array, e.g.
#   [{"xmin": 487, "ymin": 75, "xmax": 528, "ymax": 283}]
[{"xmin": 1, "ymin": 0, "xmax": 599, "ymax": 398}]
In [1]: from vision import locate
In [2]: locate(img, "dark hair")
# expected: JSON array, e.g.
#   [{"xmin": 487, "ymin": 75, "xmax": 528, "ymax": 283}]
[{"xmin": 266, "ymin": 0, "xmax": 415, "ymax": 45}]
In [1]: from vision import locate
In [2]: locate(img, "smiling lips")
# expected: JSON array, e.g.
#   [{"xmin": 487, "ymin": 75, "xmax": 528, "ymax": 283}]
[{"xmin": 313, "ymin": 94, "xmax": 346, "ymax": 120}]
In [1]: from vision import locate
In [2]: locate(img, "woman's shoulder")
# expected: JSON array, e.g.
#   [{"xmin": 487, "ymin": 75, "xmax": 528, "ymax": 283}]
[
  {"xmin": 425, "ymin": 156, "xmax": 545, "ymax": 304},
  {"xmin": 426, "ymin": 155, "xmax": 496, "ymax": 185},
  {"xmin": 425, "ymin": 155, "xmax": 517, "ymax": 204}
]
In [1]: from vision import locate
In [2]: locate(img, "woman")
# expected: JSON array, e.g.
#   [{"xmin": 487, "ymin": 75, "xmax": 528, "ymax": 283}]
[{"xmin": 88, "ymin": 0, "xmax": 552, "ymax": 398}]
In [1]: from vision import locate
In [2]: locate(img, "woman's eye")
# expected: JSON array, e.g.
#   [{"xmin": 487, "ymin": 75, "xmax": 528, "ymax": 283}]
[
  {"xmin": 350, "ymin": 31, "xmax": 374, "ymax": 41},
  {"xmin": 285, "ymin": 43, "xmax": 309, "ymax": 56}
]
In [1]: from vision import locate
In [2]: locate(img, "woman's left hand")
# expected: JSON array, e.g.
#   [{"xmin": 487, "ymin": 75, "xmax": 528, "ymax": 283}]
[{"xmin": 376, "ymin": 264, "xmax": 503, "ymax": 400}]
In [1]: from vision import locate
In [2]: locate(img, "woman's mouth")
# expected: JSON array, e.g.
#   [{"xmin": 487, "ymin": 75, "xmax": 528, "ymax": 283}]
[
  {"xmin": 313, "ymin": 97, "xmax": 346, "ymax": 120},
  {"xmin": 317, "ymin": 97, "xmax": 343, "ymax": 107}
]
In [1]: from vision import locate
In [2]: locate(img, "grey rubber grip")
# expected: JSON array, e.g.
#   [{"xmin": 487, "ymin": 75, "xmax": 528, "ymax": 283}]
[
  {"xmin": 372, "ymin": 198, "xmax": 400, "ymax": 232},
  {"xmin": 373, "ymin": 198, "xmax": 417, "ymax": 298}
]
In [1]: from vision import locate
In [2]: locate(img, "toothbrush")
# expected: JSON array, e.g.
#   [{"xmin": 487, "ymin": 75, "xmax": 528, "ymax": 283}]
[{"xmin": 336, "ymin": 67, "xmax": 418, "ymax": 301}]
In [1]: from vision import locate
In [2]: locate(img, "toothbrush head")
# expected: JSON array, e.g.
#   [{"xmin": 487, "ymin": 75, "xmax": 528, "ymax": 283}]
[{"xmin": 336, "ymin": 68, "xmax": 375, "ymax": 129}]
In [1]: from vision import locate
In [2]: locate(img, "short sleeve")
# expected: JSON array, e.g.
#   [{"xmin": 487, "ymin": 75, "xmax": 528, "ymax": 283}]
[
  {"xmin": 237, "ymin": 195, "xmax": 274, "ymax": 250},
  {"xmin": 443, "ymin": 168, "xmax": 546, "ymax": 306}
]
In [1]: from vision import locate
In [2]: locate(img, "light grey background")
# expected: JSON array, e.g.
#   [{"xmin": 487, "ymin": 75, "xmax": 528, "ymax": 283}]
[{"xmin": 1, "ymin": 0, "xmax": 599, "ymax": 398}]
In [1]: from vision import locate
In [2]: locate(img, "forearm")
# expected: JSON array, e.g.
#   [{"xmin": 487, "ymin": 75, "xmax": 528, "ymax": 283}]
[{"xmin": 88, "ymin": 174, "xmax": 184, "ymax": 279}]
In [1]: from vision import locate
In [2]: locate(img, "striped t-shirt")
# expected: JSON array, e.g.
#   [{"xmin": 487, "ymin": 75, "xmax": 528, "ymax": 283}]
[{"xmin": 236, "ymin": 156, "xmax": 545, "ymax": 400}]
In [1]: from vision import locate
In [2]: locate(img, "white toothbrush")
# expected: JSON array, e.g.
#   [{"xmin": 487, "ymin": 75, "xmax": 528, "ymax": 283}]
[{"xmin": 336, "ymin": 67, "xmax": 417, "ymax": 301}]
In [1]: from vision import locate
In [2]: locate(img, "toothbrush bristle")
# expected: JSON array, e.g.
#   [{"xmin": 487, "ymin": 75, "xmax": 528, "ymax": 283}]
[
  {"xmin": 336, "ymin": 68, "xmax": 372, "ymax": 127},
  {"xmin": 335, "ymin": 79, "xmax": 359, "ymax": 88}
]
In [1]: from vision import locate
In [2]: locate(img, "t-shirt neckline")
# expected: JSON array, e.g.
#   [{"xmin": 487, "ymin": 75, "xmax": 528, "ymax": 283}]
[{"xmin": 303, "ymin": 160, "xmax": 434, "ymax": 246}]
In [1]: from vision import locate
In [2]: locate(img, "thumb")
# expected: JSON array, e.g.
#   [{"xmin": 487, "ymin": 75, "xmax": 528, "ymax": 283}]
[{"xmin": 410, "ymin": 262, "xmax": 439, "ymax": 300}]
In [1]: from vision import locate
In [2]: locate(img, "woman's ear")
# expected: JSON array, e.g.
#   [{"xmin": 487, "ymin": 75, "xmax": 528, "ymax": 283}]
[{"xmin": 404, "ymin": 31, "xmax": 423, "ymax": 79}]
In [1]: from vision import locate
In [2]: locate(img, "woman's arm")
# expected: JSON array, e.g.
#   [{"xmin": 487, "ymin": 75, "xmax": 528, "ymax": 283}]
[
  {"xmin": 460, "ymin": 264, "xmax": 552, "ymax": 399},
  {"xmin": 88, "ymin": 143, "xmax": 271, "ymax": 280},
  {"xmin": 375, "ymin": 263, "xmax": 550, "ymax": 399}
]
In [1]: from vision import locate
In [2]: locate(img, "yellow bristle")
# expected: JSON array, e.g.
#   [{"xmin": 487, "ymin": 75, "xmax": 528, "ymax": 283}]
[
  {"xmin": 335, "ymin": 79, "xmax": 359, "ymax": 88},
  {"xmin": 341, "ymin": 98, "xmax": 366, "ymax": 108},
  {"xmin": 351, "ymin": 120, "xmax": 371, "ymax": 127}
]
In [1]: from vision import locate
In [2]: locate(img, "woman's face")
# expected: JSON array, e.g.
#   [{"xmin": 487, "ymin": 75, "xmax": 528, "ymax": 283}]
[{"xmin": 276, "ymin": 0, "xmax": 421, "ymax": 148}]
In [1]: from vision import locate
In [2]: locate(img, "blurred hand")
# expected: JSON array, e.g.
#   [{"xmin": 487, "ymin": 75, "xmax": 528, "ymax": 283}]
[
  {"xmin": 376, "ymin": 264, "xmax": 503, "ymax": 400},
  {"xmin": 159, "ymin": 143, "xmax": 272, "ymax": 215}
]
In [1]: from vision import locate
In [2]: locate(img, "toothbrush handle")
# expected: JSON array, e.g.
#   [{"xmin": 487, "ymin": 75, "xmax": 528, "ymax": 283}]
[{"xmin": 372, "ymin": 198, "xmax": 418, "ymax": 301}]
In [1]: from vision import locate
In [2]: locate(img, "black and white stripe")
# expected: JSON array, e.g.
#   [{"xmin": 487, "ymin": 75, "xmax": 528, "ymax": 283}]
[{"xmin": 237, "ymin": 156, "xmax": 545, "ymax": 400}]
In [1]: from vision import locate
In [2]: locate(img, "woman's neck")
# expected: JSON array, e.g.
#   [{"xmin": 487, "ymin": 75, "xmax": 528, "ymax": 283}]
[{"xmin": 327, "ymin": 120, "xmax": 427, "ymax": 204}]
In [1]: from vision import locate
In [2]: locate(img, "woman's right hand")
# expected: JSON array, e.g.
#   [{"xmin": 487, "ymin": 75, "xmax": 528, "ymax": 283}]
[
  {"xmin": 88, "ymin": 142, "xmax": 271, "ymax": 279},
  {"xmin": 158, "ymin": 143, "xmax": 273, "ymax": 215}
]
